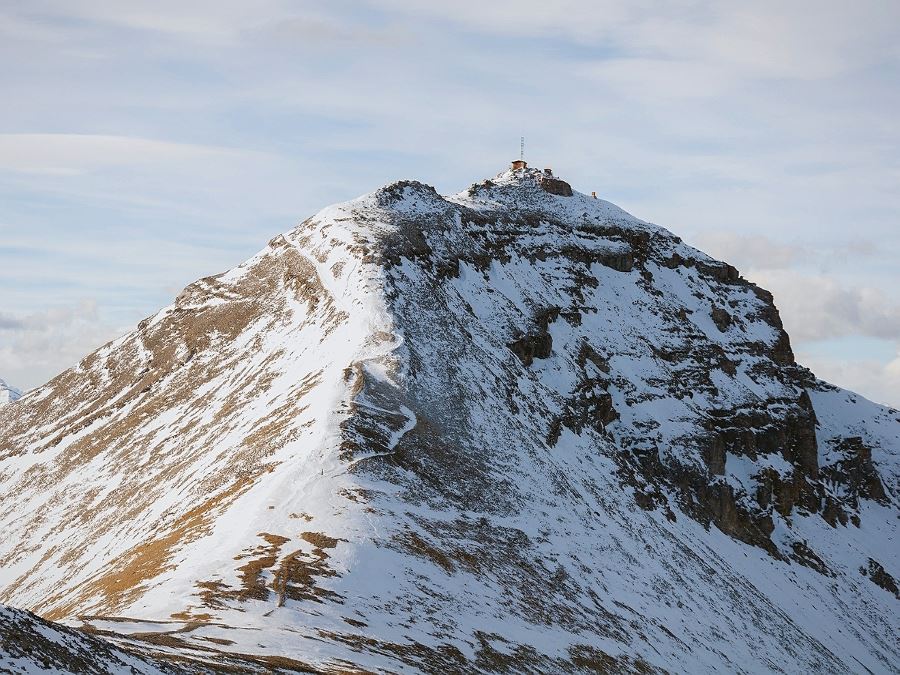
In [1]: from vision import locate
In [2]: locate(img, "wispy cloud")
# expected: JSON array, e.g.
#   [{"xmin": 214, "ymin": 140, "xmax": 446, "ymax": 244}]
[
  {"xmin": 0, "ymin": 133, "xmax": 257, "ymax": 174},
  {"xmin": 692, "ymin": 231, "xmax": 900, "ymax": 406},
  {"xmin": 755, "ymin": 272, "xmax": 900, "ymax": 343},
  {"xmin": 0, "ymin": 301, "xmax": 122, "ymax": 391},
  {"xmin": 0, "ymin": 315, "xmax": 25, "ymax": 330},
  {"xmin": 798, "ymin": 346, "xmax": 900, "ymax": 410},
  {"xmin": 691, "ymin": 233, "xmax": 803, "ymax": 271}
]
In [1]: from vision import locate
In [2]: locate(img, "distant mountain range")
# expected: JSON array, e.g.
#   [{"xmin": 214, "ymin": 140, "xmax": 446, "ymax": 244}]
[{"xmin": 0, "ymin": 379, "xmax": 20, "ymax": 405}]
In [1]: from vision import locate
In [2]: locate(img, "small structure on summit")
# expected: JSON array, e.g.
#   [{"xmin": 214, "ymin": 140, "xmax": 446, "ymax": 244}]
[{"xmin": 506, "ymin": 139, "xmax": 573, "ymax": 196}]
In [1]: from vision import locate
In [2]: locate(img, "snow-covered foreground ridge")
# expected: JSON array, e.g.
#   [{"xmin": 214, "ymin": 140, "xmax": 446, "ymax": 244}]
[
  {"xmin": 0, "ymin": 605, "xmax": 165, "ymax": 674},
  {"xmin": 0, "ymin": 167, "xmax": 897, "ymax": 673}
]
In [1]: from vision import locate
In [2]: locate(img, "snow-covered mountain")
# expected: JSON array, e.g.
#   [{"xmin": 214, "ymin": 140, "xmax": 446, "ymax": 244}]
[
  {"xmin": 0, "ymin": 166, "xmax": 897, "ymax": 673},
  {"xmin": 0, "ymin": 379, "xmax": 21, "ymax": 405}
]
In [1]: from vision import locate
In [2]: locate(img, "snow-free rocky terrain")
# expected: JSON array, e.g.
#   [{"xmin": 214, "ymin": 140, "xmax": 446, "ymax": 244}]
[{"xmin": 0, "ymin": 166, "xmax": 897, "ymax": 674}]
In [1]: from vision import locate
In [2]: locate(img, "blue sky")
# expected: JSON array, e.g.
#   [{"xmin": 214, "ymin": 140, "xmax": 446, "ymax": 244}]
[{"xmin": 1, "ymin": 0, "xmax": 899, "ymax": 406}]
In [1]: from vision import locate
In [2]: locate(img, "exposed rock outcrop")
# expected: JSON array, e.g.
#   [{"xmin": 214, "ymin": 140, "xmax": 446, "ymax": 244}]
[{"xmin": 538, "ymin": 174, "xmax": 574, "ymax": 196}]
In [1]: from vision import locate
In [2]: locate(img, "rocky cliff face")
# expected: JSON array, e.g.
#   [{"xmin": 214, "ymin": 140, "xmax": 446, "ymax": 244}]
[{"xmin": 0, "ymin": 167, "xmax": 897, "ymax": 673}]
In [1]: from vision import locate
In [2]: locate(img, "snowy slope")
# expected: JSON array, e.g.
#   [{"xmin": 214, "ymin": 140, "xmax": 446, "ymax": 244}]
[
  {"xmin": 0, "ymin": 379, "xmax": 21, "ymax": 405},
  {"xmin": 0, "ymin": 167, "xmax": 897, "ymax": 673}
]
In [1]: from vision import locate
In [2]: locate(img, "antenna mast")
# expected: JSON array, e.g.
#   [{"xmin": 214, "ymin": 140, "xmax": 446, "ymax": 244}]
[{"xmin": 520, "ymin": 136, "xmax": 524, "ymax": 161}]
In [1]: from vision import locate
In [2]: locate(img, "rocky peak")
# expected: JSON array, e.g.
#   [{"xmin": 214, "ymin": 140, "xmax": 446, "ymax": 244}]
[
  {"xmin": 0, "ymin": 169, "xmax": 897, "ymax": 673},
  {"xmin": 468, "ymin": 166, "xmax": 575, "ymax": 201}
]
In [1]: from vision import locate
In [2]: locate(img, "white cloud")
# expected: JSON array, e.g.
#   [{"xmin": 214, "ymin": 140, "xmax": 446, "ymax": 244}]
[
  {"xmin": 0, "ymin": 133, "xmax": 256, "ymax": 174},
  {"xmin": 745, "ymin": 270, "xmax": 900, "ymax": 343},
  {"xmin": 10, "ymin": 1, "xmax": 288, "ymax": 44},
  {"xmin": 691, "ymin": 232, "xmax": 802, "ymax": 270},
  {"xmin": 370, "ymin": 0, "xmax": 900, "ymax": 78},
  {"xmin": 797, "ymin": 348, "xmax": 900, "ymax": 409},
  {"xmin": 0, "ymin": 315, "xmax": 25, "ymax": 330},
  {"xmin": 751, "ymin": 268, "xmax": 900, "ymax": 408},
  {"xmin": 0, "ymin": 301, "xmax": 123, "ymax": 391},
  {"xmin": 688, "ymin": 230, "xmax": 900, "ymax": 407},
  {"xmin": 0, "ymin": 132, "xmax": 313, "ymax": 230}
]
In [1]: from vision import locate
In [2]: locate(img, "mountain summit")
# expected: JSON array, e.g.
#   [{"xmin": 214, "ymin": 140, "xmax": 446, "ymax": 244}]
[{"xmin": 1, "ymin": 167, "xmax": 897, "ymax": 673}]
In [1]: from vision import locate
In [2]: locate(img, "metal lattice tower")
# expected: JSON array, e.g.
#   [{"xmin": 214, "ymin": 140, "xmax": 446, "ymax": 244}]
[{"xmin": 520, "ymin": 136, "xmax": 525, "ymax": 161}]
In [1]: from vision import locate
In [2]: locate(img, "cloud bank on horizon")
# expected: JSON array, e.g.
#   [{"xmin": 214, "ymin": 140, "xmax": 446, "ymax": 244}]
[{"xmin": 1, "ymin": 0, "xmax": 898, "ymax": 406}]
